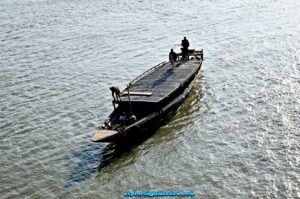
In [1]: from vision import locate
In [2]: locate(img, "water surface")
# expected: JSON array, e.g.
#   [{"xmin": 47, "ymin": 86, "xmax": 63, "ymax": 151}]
[{"xmin": 0, "ymin": 0, "xmax": 299, "ymax": 198}]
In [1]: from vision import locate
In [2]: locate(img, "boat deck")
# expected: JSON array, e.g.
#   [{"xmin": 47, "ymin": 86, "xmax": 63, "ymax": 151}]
[{"xmin": 120, "ymin": 59, "xmax": 201, "ymax": 103}]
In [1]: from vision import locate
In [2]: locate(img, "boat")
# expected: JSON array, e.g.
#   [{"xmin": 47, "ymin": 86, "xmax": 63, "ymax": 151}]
[{"xmin": 91, "ymin": 49, "xmax": 204, "ymax": 143}]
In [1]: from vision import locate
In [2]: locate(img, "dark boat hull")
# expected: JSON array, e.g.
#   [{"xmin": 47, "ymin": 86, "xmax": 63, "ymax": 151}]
[{"xmin": 98, "ymin": 60, "xmax": 202, "ymax": 143}]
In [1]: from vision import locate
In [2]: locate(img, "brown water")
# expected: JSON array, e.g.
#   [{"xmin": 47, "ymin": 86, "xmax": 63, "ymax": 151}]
[{"xmin": 0, "ymin": 0, "xmax": 299, "ymax": 198}]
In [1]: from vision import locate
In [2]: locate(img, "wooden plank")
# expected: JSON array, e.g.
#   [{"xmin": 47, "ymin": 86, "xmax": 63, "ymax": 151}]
[
  {"xmin": 121, "ymin": 91, "xmax": 153, "ymax": 96},
  {"xmin": 91, "ymin": 129, "xmax": 118, "ymax": 142}
]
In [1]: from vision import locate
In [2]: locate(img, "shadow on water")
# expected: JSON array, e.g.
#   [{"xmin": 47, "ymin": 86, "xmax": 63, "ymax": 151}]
[
  {"xmin": 64, "ymin": 141, "xmax": 104, "ymax": 188},
  {"xmin": 64, "ymin": 136, "xmax": 156, "ymax": 188}
]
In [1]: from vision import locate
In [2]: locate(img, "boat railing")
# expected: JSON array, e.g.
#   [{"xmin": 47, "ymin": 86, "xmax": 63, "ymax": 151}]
[
  {"xmin": 193, "ymin": 49, "xmax": 204, "ymax": 60},
  {"xmin": 127, "ymin": 61, "xmax": 167, "ymax": 86}
]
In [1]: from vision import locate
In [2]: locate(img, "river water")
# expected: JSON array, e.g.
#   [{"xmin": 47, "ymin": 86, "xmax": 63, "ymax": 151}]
[{"xmin": 0, "ymin": 0, "xmax": 299, "ymax": 198}]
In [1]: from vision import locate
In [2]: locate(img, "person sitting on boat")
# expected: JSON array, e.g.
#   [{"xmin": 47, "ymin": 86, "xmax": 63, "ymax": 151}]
[
  {"xmin": 119, "ymin": 112, "xmax": 127, "ymax": 126},
  {"xmin": 129, "ymin": 112, "xmax": 137, "ymax": 123},
  {"xmin": 181, "ymin": 37, "xmax": 190, "ymax": 60},
  {"xmin": 169, "ymin": 49, "xmax": 177, "ymax": 70}
]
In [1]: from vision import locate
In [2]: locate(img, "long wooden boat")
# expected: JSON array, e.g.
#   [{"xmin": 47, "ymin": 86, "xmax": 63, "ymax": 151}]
[{"xmin": 91, "ymin": 49, "xmax": 204, "ymax": 143}]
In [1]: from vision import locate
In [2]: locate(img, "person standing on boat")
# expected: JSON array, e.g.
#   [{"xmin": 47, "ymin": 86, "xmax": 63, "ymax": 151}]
[
  {"xmin": 181, "ymin": 37, "xmax": 190, "ymax": 60},
  {"xmin": 169, "ymin": 49, "xmax": 177, "ymax": 70}
]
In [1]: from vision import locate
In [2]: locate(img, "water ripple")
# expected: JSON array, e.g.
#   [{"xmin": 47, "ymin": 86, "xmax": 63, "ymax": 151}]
[{"xmin": 1, "ymin": 0, "xmax": 300, "ymax": 198}]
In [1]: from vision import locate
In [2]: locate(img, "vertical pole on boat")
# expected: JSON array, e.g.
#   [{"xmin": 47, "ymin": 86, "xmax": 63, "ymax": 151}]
[{"xmin": 127, "ymin": 83, "xmax": 133, "ymax": 113}]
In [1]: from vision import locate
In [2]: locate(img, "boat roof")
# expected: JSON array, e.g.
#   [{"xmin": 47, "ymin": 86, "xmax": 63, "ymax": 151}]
[{"xmin": 120, "ymin": 58, "xmax": 201, "ymax": 103}]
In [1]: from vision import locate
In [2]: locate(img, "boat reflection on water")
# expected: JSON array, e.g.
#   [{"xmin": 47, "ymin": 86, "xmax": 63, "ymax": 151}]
[
  {"xmin": 64, "ymin": 136, "xmax": 155, "ymax": 187},
  {"xmin": 64, "ymin": 142, "xmax": 103, "ymax": 187}
]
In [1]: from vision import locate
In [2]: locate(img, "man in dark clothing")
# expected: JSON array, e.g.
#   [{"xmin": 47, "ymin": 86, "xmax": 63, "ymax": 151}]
[
  {"xmin": 169, "ymin": 49, "xmax": 177, "ymax": 69},
  {"xmin": 181, "ymin": 37, "xmax": 190, "ymax": 60},
  {"xmin": 110, "ymin": 86, "xmax": 121, "ymax": 101}
]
